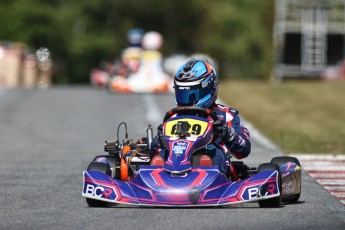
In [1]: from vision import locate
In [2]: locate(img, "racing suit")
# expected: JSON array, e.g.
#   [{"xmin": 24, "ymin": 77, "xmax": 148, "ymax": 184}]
[{"xmin": 150, "ymin": 104, "xmax": 251, "ymax": 174}]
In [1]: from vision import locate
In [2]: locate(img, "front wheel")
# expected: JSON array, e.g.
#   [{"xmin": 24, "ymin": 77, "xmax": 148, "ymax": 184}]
[
  {"xmin": 271, "ymin": 156, "xmax": 301, "ymax": 203},
  {"xmin": 85, "ymin": 162, "xmax": 111, "ymax": 207},
  {"xmin": 258, "ymin": 163, "xmax": 282, "ymax": 208}
]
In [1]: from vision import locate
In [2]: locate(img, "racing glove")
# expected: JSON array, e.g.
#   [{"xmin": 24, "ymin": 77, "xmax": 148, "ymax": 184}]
[
  {"xmin": 226, "ymin": 126, "xmax": 238, "ymax": 143},
  {"xmin": 213, "ymin": 120, "xmax": 227, "ymax": 137},
  {"xmin": 213, "ymin": 120, "xmax": 238, "ymax": 143}
]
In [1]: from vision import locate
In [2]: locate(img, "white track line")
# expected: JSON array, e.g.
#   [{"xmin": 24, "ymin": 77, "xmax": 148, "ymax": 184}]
[
  {"xmin": 324, "ymin": 186, "xmax": 345, "ymax": 191},
  {"xmin": 317, "ymin": 179, "xmax": 345, "ymax": 185},
  {"xmin": 142, "ymin": 94, "xmax": 162, "ymax": 124},
  {"xmin": 301, "ymin": 166, "xmax": 345, "ymax": 171},
  {"xmin": 308, "ymin": 173, "xmax": 345, "ymax": 179},
  {"xmin": 330, "ymin": 193, "xmax": 345, "ymax": 198}
]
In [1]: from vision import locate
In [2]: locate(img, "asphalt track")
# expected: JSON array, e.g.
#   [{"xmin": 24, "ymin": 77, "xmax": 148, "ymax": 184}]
[{"xmin": 0, "ymin": 87, "xmax": 344, "ymax": 230}]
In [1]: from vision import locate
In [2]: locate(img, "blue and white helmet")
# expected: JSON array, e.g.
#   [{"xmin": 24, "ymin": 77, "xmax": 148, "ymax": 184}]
[
  {"xmin": 174, "ymin": 58, "xmax": 218, "ymax": 109},
  {"xmin": 127, "ymin": 28, "xmax": 144, "ymax": 47}
]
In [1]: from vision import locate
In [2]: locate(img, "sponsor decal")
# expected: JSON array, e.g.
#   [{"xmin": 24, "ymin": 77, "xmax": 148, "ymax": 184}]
[
  {"xmin": 282, "ymin": 179, "xmax": 294, "ymax": 195},
  {"xmin": 247, "ymin": 187, "xmax": 259, "ymax": 199},
  {"xmin": 239, "ymin": 139, "xmax": 246, "ymax": 147},
  {"xmin": 85, "ymin": 184, "xmax": 105, "ymax": 198},
  {"xmin": 242, "ymin": 183, "xmax": 276, "ymax": 200},
  {"xmin": 237, "ymin": 136, "xmax": 246, "ymax": 146},
  {"xmin": 172, "ymin": 142, "xmax": 188, "ymax": 157},
  {"xmin": 226, "ymin": 160, "xmax": 230, "ymax": 167},
  {"xmin": 178, "ymin": 86, "xmax": 190, "ymax": 90},
  {"xmin": 84, "ymin": 183, "xmax": 116, "ymax": 199}
]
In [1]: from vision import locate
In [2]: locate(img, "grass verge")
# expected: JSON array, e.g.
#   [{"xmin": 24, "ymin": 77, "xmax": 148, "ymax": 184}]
[{"xmin": 219, "ymin": 80, "xmax": 345, "ymax": 154}]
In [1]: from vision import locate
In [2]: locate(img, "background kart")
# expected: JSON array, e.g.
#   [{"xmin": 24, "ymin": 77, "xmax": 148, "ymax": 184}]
[
  {"xmin": 82, "ymin": 107, "xmax": 301, "ymax": 207},
  {"xmin": 108, "ymin": 50, "xmax": 173, "ymax": 94}
]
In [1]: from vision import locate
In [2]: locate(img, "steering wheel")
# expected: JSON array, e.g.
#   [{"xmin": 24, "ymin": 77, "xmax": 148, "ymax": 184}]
[{"xmin": 163, "ymin": 106, "xmax": 218, "ymax": 123}]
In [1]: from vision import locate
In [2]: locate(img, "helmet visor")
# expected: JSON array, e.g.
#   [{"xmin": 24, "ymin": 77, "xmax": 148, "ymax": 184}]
[{"xmin": 175, "ymin": 86, "xmax": 209, "ymax": 106}]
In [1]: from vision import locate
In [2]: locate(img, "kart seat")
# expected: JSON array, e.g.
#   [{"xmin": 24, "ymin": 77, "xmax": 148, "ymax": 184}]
[
  {"xmin": 198, "ymin": 155, "xmax": 213, "ymax": 166},
  {"xmin": 192, "ymin": 154, "xmax": 213, "ymax": 167},
  {"xmin": 150, "ymin": 155, "xmax": 213, "ymax": 167},
  {"xmin": 150, "ymin": 155, "xmax": 164, "ymax": 166}
]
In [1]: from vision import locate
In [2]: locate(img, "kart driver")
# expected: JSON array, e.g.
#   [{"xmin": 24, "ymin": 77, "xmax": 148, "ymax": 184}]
[
  {"xmin": 150, "ymin": 58, "xmax": 251, "ymax": 175},
  {"xmin": 113, "ymin": 28, "xmax": 144, "ymax": 78}
]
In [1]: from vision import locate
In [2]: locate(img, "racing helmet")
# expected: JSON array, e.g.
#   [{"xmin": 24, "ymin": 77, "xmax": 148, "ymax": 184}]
[
  {"xmin": 127, "ymin": 28, "xmax": 144, "ymax": 47},
  {"xmin": 142, "ymin": 31, "xmax": 163, "ymax": 50},
  {"xmin": 174, "ymin": 58, "xmax": 218, "ymax": 109}
]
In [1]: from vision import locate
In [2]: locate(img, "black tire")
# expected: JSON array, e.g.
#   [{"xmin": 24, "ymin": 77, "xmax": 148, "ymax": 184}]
[
  {"xmin": 87, "ymin": 161, "xmax": 112, "ymax": 176},
  {"xmin": 271, "ymin": 156, "xmax": 301, "ymax": 203},
  {"xmin": 85, "ymin": 162, "xmax": 111, "ymax": 207},
  {"xmin": 104, "ymin": 155, "xmax": 120, "ymax": 179},
  {"xmin": 258, "ymin": 163, "xmax": 282, "ymax": 208},
  {"xmin": 92, "ymin": 155, "xmax": 120, "ymax": 179},
  {"xmin": 271, "ymin": 156, "xmax": 301, "ymax": 167},
  {"xmin": 86, "ymin": 197, "xmax": 108, "ymax": 208}
]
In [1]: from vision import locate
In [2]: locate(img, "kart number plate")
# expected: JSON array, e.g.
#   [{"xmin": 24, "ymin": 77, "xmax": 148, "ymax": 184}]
[{"xmin": 165, "ymin": 118, "xmax": 208, "ymax": 137}]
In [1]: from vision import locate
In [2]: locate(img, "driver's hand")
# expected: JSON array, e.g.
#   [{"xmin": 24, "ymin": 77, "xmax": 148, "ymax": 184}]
[
  {"xmin": 212, "ymin": 120, "xmax": 227, "ymax": 137},
  {"xmin": 227, "ymin": 127, "xmax": 238, "ymax": 143},
  {"xmin": 213, "ymin": 120, "xmax": 238, "ymax": 143}
]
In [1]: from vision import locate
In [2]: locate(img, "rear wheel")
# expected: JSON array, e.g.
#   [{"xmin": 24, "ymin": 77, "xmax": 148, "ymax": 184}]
[
  {"xmin": 271, "ymin": 156, "xmax": 301, "ymax": 203},
  {"xmin": 85, "ymin": 162, "xmax": 111, "ymax": 207},
  {"xmin": 258, "ymin": 163, "xmax": 282, "ymax": 208}
]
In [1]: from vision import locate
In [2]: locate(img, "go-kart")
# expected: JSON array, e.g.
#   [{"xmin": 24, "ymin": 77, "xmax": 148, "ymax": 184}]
[
  {"xmin": 82, "ymin": 107, "xmax": 301, "ymax": 207},
  {"xmin": 107, "ymin": 50, "xmax": 173, "ymax": 93}
]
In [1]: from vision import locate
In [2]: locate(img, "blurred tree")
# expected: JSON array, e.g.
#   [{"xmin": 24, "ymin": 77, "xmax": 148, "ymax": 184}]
[
  {"xmin": 201, "ymin": 0, "xmax": 274, "ymax": 79},
  {"xmin": 0, "ymin": 0, "xmax": 274, "ymax": 83}
]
